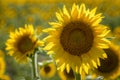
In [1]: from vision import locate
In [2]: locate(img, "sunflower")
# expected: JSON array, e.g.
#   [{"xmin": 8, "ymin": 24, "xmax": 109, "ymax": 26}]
[
  {"xmin": 43, "ymin": 3, "xmax": 110, "ymax": 76},
  {"xmin": 92, "ymin": 42, "xmax": 120, "ymax": 80},
  {"xmin": 6, "ymin": 24, "xmax": 44, "ymax": 63},
  {"xmin": 39, "ymin": 62, "xmax": 56, "ymax": 78},
  {"xmin": 58, "ymin": 68, "xmax": 75, "ymax": 80}
]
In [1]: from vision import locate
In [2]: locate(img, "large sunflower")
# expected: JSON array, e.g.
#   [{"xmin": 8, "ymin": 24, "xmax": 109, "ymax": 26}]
[
  {"xmin": 92, "ymin": 42, "xmax": 120, "ymax": 80},
  {"xmin": 43, "ymin": 3, "xmax": 110, "ymax": 75},
  {"xmin": 58, "ymin": 68, "xmax": 75, "ymax": 80},
  {"xmin": 39, "ymin": 62, "xmax": 56, "ymax": 78},
  {"xmin": 6, "ymin": 25, "xmax": 44, "ymax": 63}
]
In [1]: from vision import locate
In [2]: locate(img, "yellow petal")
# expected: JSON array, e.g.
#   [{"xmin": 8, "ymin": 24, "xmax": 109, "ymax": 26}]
[
  {"xmin": 8, "ymin": 50, "xmax": 14, "ymax": 55},
  {"xmin": 97, "ymin": 58, "xmax": 100, "ymax": 66},
  {"xmin": 63, "ymin": 5, "xmax": 70, "ymax": 18},
  {"xmin": 85, "ymin": 9, "xmax": 90, "ymax": 17},
  {"xmin": 71, "ymin": 3, "xmax": 79, "ymax": 20},
  {"xmin": 66, "ymin": 64, "xmax": 70, "ymax": 73},
  {"xmin": 47, "ymin": 51, "xmax": 54, "ymax": 54},
  {"xmin": 86, "ymin": 63, "xmax": 90, "ymax": 69},
  {"xmin": 98, "ymin": 30, "xmax": 110, "ymax": 37},
  {"xmin": 79, "ymin": 3, "xmax": 86, "ymax": 16},
  {"xmin": 44, "ymin": 42, "xmax": 55, "ymax": 50},
  {"xmin": 43, "ymin": 28, "xmax": 56, "ymax": 33},
  {"xmin": 83, "ymin": 64, "xmax": 89, "ymax": 74},
  {"xmin": 91, "ymin": 60, "xmax": 97, "ymax": 68},
  {"xmin": 49, "ymin": 22, "xmax": 62, "ymax": 28},
  {"xmin": 6, "ymin": 46, "xmax": 14, "ymax": 50},
  {"xmin": 102, "ymin": 53, "xmax": 107, "ymax": 58},
  {"xmin": 43, "ymin": 36, "xmax": 52, "ymax": 41},
  {"xmin": 90, "ymin": 14, "xmax": 103, "ymax": 26},
  {"xmin": 6, "ymin": 39, "xmax": 15, "ymax": 44},
  {"xmin": 10, "ymin": 32, "xmax": 15, "ymax": 38},
  {"xmin": 89, "ymin": 7, "xmax": 97, "ymax": 18},
  {"xmin": 76, "ymin": 66, "xmax": 79, "ymax": 73},
  {"xmin": 56, "ymin": 12, "xmax": 63, "ymax": 22},
  {"xmin": 37, "ymin": 41, "xmax": 44, "ymax": 46},
  {"xmin": 92, "ymin": 18, "xmax": 102, "ymax": 26},
  {"xmin": 60, "ymin": 63, "xmax": 66, "ymax": 72},
  {"xmin": 79, "ymin": 66, "xmax": 83, "ymax": 75},
  {"xmin": 97, "ymin": 43, "xmax": 109, "ymax": 49}
]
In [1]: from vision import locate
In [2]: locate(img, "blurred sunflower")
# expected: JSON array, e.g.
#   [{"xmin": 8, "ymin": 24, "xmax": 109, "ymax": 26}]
[
  {"xmin": 43, "ymin": 3, "xmax": 110, "ymax": 75},
  {"xmin": 92, "ymin": 42, "xmax": 120, "ymax": 80},
  {"xmin": 0, "ymin": 58, "xmax": 5, "ymax": 75},
  {"xmin": 0, "ymin": 75, "xmax": 11, "ymax": 80},
  {"xmin": 111, "ymin": 26, "xmax": 120, "ymax": 45},
  {"xmin": 39, "ymin": 62, "xmax": 56, "ymax": 78},
  {"xmin": 113, "ymin": 26, "xmax": 120, "ymax": 40},
  {"xmin": 6, "ymin": 25, "xmax": 44, "ymax": 63},
  {"xmin": 58, "ymin": 68, "xmax": 75, "ymax": 80},
  {"xmin": 0, "ymin": 50, "xmax": 5, "ymax": 75}
]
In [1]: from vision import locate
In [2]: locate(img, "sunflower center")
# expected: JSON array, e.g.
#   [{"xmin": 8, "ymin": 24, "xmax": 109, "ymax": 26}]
[
  {"xmin": 44, "ymin": 65, "xmax": 51, "ymax": 73},
  {"xmin": 60, "ymin": 21, "xmax": 94, "ymax": 56},
  {"xmin": 97, "ymin": 49, "xmax": 119, "ymax": 73},
  {"xmin": 17, "ymin": 35, "xmax": 34, "ymax": 53},
  {"xmin": 64, "ymin": 68, "xmax": 74, "ymax": 79}
]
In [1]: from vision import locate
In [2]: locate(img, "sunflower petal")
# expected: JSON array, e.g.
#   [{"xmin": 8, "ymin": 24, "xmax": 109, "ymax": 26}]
[
  {"xmin": 44, "ymin": 42, "xmax": 55, "ymax": 50},
  {"xmin": 89, "ymin": 7, "xmax": 97, "ymax": 18},
  {"xmin": 79, "ymin": 66, "xmax": 83, "ymax": 75},
  {"xmin": 91, "ymin": 60, "xmax": 97, "ymax": 68},
  {"xmin": 79, "ymin": 3, "xmax": 86, "ymax": 16},
  {"xmin": 71, "ymin": 3, "xmax": 79, "ymax": 19},
  {"xmin": 60, "ymin": 63, "xmax": 66, "ymax": 72},
  {"xmin": 66, "ymin": 64, "xmax": 70, "ymax": 73},
  {"xmin": 83, "ymin": 64, "xmax": 89, "ymax": 74},
  {"xmin": 76, "ymin": 66, "xmax": 79, "ymax": 73},
  {"xmin": 61, "ymin": 6, "xmax": 70, "ymax": 23}
]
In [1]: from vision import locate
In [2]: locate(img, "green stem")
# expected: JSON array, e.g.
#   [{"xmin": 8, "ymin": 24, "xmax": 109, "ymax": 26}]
[
  {"xmin": 32, "ymin": 52, "xmax": 40, "ymax": 80},
  {"xmin": 74, "ymin": 73, "xmax": 81, "ymax": 80}
]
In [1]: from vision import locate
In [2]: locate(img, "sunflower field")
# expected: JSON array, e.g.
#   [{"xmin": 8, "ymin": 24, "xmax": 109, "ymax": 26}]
[{"xmin": 0, "ymin": 0, "xmax": 120, "ymax": 80}]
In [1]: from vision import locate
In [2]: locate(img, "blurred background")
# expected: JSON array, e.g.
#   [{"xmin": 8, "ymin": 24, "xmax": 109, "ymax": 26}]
[{"xmin": 0, "ymin": 0, "xmax": 120, "ymax": 80}]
